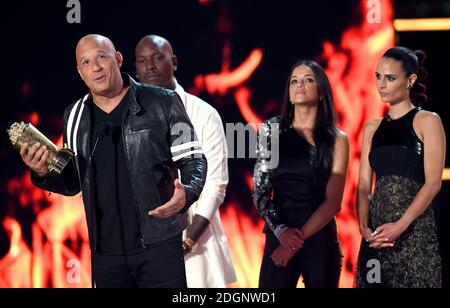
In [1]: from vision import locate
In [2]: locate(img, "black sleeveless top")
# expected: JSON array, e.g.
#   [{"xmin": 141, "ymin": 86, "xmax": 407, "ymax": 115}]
[
  {"xmin": 272, "ymin": 128, "xmax": 327, "ymax": 228},
  {"xmin": 369, "ymin": 107, "xmax": 425, "ymax": 184}
]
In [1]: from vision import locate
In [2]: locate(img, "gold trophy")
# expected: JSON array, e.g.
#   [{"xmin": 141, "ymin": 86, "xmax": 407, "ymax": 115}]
[{"xmin": 7, "ymin": 122, "xmax": 74, "ymax": 176}]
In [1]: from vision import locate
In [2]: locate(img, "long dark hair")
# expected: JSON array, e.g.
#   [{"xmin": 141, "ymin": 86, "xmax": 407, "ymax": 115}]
[
  {"xmin": 281, "ymin": 60, "xmax": 337, "ymax": 186},
  {"xmin": 382, "ymin": 46, "xmax": 428, "ymax": 106}
]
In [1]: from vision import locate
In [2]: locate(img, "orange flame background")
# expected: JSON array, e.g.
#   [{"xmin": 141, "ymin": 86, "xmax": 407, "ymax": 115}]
[{"xmin": 1, "ymin": 0, "xmax": 393, "ymax": 288}]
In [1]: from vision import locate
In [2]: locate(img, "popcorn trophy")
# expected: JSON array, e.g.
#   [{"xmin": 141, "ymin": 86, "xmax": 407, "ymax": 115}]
[{"xmin": 7, "ymin": 122, "xmax": 74, "ymax": 176}]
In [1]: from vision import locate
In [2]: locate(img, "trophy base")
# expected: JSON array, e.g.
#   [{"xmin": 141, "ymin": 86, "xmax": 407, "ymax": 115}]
[{"xmin": 48, "ymin": 148, "xmax": 75, "ymax": 177}]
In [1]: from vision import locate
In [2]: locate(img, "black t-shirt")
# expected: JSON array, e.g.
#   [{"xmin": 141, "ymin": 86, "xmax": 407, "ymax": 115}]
[{"xmin": 90, "ymin": 90, "xmax": 145, "ymax": 256}]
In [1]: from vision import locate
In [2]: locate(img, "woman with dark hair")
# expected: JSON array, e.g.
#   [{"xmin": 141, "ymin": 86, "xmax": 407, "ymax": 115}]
[
  {"xmin": 356, "ymin": 47, "xmax": 445, "ymax": 288},
  {"xmin": 253, "ymin": 60, "xmax": 349, "ymax": 288}
]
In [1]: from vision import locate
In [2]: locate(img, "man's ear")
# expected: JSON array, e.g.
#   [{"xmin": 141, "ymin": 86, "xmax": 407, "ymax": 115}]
[
  {"xmin": 172, "ymin": 55, "xmax": 178, "ymax": 72},
  {"xmin": 77, "ymin": 67, "xmax": 84, "ymax": 80},
  {"xmin": 116, "ymin": 51, "xmax": 124, "ymax": 68}
]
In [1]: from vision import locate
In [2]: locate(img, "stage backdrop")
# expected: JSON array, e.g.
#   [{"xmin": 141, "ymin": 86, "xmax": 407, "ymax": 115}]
[{"xmin": 0, "ymin": 0, "xmax": 448, "ymax": 288}]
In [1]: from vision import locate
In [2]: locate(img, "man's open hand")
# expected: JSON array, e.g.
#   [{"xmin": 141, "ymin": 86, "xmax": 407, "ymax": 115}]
[{"xmin": 148, "ymin": 179, "xmax": 186, "ymax": 218}]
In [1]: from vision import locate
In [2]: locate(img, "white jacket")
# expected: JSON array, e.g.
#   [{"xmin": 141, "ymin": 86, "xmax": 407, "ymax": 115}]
[{"xmin": 175, "ymin": 80, "xmax": 237, "ymax": 288}]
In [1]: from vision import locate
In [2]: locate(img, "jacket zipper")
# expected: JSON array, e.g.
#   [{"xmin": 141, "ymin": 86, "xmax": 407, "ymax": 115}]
[
  {"xmin": 121, "ymin": 109, "xmax": 147, "ymax": 249},
  {"xmin": 135, "ymin": 200, "xmax": 147, "ymax": 249}
]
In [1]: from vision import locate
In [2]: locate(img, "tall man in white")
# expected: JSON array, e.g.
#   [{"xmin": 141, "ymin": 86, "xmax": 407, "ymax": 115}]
[{"xmin": 135, "ymin": 35, "xmax": 236, "ymax": 287}]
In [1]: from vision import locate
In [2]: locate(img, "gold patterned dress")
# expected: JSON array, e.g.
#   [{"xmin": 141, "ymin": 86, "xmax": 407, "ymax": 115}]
[{"xmin": 356, "ymin": 108, "xmax": 442, "ymax": 288}]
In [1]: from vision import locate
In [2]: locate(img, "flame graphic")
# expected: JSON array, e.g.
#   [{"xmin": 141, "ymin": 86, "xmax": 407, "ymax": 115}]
[{"xmin": 1, "ymin": 0, "xmax": 395, "ymax": 288}]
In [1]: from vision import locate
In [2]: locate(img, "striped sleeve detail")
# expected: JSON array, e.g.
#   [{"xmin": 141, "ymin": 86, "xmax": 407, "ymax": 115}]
[{"xmin": 171, "ymin": 141, "xmax": 203, "ymax": 162}]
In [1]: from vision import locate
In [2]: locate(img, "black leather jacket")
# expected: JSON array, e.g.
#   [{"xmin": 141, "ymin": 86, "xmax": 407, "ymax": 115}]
[{"xmin": 31, "ymin": 75, "xmax": 207, "ymax": 249}]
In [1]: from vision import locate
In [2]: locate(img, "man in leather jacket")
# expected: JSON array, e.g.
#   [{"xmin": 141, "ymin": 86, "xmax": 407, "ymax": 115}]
[{"xmin": 19, "ymin": 34, "xmax": 207, "ymax": 288}]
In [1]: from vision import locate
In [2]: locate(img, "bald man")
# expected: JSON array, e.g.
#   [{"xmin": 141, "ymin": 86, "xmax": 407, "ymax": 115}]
[
  {"xmin": 21, "ymin": 34, "xmax": 207, "ymax": 288},
  {"xmin": 135, "ymin": 35, "xmax": 236, "ymax": 288}
]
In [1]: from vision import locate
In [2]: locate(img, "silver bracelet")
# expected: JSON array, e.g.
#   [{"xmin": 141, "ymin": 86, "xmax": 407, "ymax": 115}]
[{"xmin": 274, "ymin": 224, "xmax": 288, "ymax": 239}]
